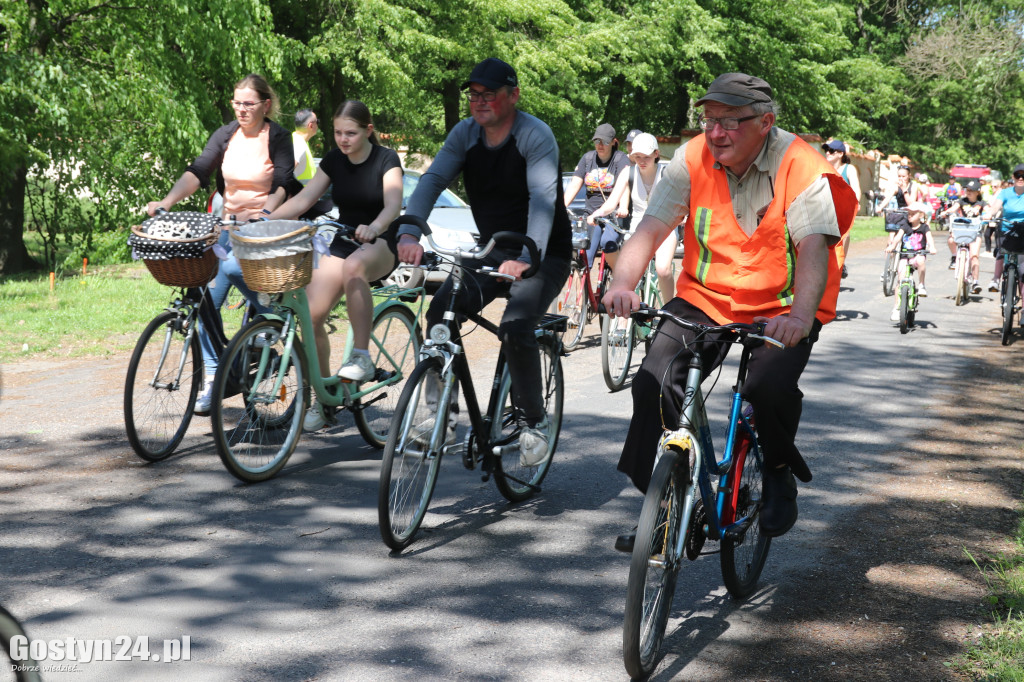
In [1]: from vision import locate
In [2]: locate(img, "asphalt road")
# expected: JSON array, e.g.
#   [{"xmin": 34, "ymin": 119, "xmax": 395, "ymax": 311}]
[{"xmin": 0, "ymin": 234, "xmax": 1010, "ymax": 681}]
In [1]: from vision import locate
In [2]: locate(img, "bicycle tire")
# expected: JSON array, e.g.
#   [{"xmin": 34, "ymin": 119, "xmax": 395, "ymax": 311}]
[
  {"xmin": 211, "ymin": 319, "xmax": 308, "ymax": 482},
  {"xmin": 124, "ymin": 310, "xmax": 201, "ymax": 462},
  {"xmin": 377, "ymin": 358, "xmax": 446, "ymax": 550},
  {"xmin": 0, "ymin": 605, "xmax": 41, "ymax": 682},
  {"xmin": 353, "ymin": 305, "xmax": 421, "ymax": 449},
  {"xmin": 899, "ymin": 283, "xmax": 910, "ymax": 334},
  {"xmin": 559, "ymin": 263, "xmax": 588, "ymax": 351},
  {"xmin": 882, "ymin": 251, "xmax": 898, "ymax": 297},
  {"xmin": 954, "ymin": 250, "xmax": 967, "ymax": 306},
  {"xmin": 623, "ymin": 448, "xmax": 684, "ymax": 679},
  {"xmin": 492, "ymin": 336, "xmax": 564, "ymax": 502},
  {"xmin": 601, "ymin": 312, "xmax": 634, "ymax": 391},
  {"xmin": 720, "ymin": 417, "xmax": 772, "ymax": 598},
  {"xmin": 1002, "ymin": 264, "xmax": 1017, "ymax": 345}
]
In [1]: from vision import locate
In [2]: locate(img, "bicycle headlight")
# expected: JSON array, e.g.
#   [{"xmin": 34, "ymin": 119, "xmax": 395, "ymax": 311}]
[{"xmin": 429, "ymin": 324, "xmax": 451, "ymax": 344}]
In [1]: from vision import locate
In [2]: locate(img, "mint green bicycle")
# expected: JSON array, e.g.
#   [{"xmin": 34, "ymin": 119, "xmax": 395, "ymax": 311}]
[{"xmin": 210, "ymin": 223, "xmax": 422, "ymax": 482}]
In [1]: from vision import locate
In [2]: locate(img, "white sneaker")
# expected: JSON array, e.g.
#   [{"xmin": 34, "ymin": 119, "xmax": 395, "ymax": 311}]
[
  {"xmin": 918, "ymin": 286, "xmax": 927, "ymax": 297},
  {"xmin": 519, "ymin": 420, "xmax": 550, "ymax": 467},
  {"xmin": 338, "ymin": 354, "xmax": 375, "ymax": 382},
  {"xmin": 890, "ymin": 307, "xmax": 900, "ymax": 322},
  {"xmin": 971, "ymin": 279, "xmax": 982, "ymax": 294},
  {"xmin": 194, "ymin": 374, "xmax": 217, "ymax": 414},
  {"xmin": 990, "ymin": 280, "xmax": 1000, "ymax": 292},
  {"xmin": 304, "ymin": 401, "xmax": 327, "ymax": 431}
]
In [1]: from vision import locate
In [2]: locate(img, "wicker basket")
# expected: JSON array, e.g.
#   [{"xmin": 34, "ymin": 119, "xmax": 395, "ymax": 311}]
[
  {"xmin": 131, "ymin": 225, "xmax": 220, "ymax": 287},
  {"xmin": 230, "ymin": 221, "xmax": 317, "ymax": 293}
]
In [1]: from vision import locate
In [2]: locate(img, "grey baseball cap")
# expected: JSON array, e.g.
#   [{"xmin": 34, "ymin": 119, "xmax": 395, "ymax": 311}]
[
  {"xmin": 592, "ymin": 123, "xmax": 616, "ymax": 144},
  {"xmin": 695, "ymin": 72, "xmax": 774, "ymax": 107}
]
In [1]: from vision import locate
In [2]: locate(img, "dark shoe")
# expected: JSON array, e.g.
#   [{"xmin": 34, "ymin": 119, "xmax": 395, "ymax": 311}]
[
  {"xmin": 615, "ymin": 528, "xmax": 637, "ymax": 553},
  {"xmin": 841, "ymin": 264, "xmax": 849, "ymax": 279},
  {"xmin": 760, "ymin": 466, "xmax": 798, "ymax": 537}
]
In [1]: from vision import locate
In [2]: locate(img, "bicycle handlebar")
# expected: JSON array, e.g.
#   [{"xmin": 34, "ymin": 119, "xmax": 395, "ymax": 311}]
[
  {"xmin": 389, "ymin": 214, "xmax": 542, "ymax": 279},
  {"xmin": 597, "ymin": 303, "xmax": 785, "ymax": 348}
]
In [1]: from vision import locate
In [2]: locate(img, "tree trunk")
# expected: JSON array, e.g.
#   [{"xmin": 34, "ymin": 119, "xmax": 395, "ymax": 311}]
[
  {"xmin": 442, "ymin": 76, "xmax": 460, "ymax": 135},
  {"xmin": 0, "ymin": 164, "xmax": 41, "ymax": 276}
]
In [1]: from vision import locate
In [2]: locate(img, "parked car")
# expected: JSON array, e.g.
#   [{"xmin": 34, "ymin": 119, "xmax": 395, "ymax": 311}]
[{"xmin": 562, "ymin": 172, "xmax": 587, "ymax": 215}]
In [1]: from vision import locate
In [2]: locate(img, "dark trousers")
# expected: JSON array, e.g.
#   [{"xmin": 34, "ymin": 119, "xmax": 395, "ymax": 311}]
[
  {"xmin": 617, "ymin": 298, "xmax": 820, "ymax": 494},
  {"xmin": 426, "ymin": 254, "xmax": 570, "ymax": 425}
]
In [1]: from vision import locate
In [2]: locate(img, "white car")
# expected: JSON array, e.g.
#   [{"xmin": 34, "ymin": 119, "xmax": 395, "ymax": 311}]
[{"xmin": 387, "ymin": 169, "xmax": 479, "ymax": 289}]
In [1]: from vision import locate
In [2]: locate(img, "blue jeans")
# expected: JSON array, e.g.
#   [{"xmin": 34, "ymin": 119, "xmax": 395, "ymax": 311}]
[
  {"xmin": 197, "ymin": 229, "xmax": 271, "ymax": 375},
  {"xmin": 585, "ymin": 220, "xmax": 623, "ymax": 268}
]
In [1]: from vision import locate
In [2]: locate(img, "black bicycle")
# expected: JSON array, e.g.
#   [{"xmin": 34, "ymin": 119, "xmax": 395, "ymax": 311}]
[{"xmin": 377, "ymin": 215, "xmax": 566, "ymax": 551}]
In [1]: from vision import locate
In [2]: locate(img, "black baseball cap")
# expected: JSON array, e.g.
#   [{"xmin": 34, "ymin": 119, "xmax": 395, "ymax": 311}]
[
  {"xmin": 695, "ymin": 72, "xmax": 774, "ymax": 107},
  {"xmin": 964, "ymin": 179, "xmax": 981, "ymax": 191},
  {"xmin": 461, "ymin": 58, "xmax": 518, "ymax": 90}
]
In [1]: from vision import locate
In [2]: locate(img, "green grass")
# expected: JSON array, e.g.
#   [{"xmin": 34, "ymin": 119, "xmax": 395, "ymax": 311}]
[
  {"xmin": 850, "ymin": 215, "xmax": 890, "ymax": 243},
  {"xmin": 952, "ymin": 517, "xmax": 1024, "ymax": 680},
  {"xmin": 0, "ymin": 263, "xmax": 182, "ymax": 362}
]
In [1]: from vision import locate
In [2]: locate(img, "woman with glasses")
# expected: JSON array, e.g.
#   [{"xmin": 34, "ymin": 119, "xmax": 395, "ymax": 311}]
[
  {"xmin": 563, "ymin": 123, "xmax": 631, "ymax": 270},
  {"xmin": 267, "ymin": 100, "xmax": 403, "ymax": 431},
  {"xmin": 146, "ymin": 74, "xmax": 300, "ymax": 414},
  {"xmin": 986, "ymin": 164, "xmax": 1024, "ymax": 291}
]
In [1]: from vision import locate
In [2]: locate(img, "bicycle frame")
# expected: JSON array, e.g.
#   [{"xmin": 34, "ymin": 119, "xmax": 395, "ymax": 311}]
[
  {"xmin": 666, "ymin": 345, "xmax": 760, "ymax": 563},
  {"xmin": 245, "ymin": 285, "xmax": 423, "ymax": 411}
]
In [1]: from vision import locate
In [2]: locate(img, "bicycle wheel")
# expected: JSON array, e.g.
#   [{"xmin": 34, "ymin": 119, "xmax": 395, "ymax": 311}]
[
  {"xmin": 1002, "ymin": 264, "xmax": 1017, "ymax": 345},
  {"xmin": 353, "ymin": 305, "xmax": 421, "ymax": 449},
  {"xmin": 124, "ymin": 310, "xmax": 201, "ymax": 462},
  {"xmin": 211, "ymin": 319, "xmax": 308, "ymax": 482},
  {"xmin": 492, "ymin": 336, "xmax": 564, "ymax": 502},
  {"xmin": 0, "ymin": 605, "xmax": 41, "ymax": 682},
  {"xmin": 899, "ymin": 283, "xmax": 910, "ymax": 334},
  {"xmin": 601, "ymin": 312, "xmax": 635, "ymax": 391},
  {"xmin": 377, "ymin": 358, "xmax": 445, "ymax": 550},
  {"xmin": 559, "ymin": 263, "xmax": 588, "ymax": 351},
  {"xmin": 954, "ymin": 250, "xmax": 967, "ymax": 306},
  {"xmin": 881, "ymin": 251, "xmax": 898, "ymax": 297},
  {"xmin": 720, "ymin": 421, "xmax": 772, "ymax": 598},
  {"xmin": 623, "ymin": 449, "xmax": 684, "ymax": 679}
]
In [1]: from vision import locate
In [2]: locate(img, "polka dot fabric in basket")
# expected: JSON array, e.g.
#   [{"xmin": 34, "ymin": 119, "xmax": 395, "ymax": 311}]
[{"xmin": 128, "ymin": 212, "xmax": 220, "ymax": 260}]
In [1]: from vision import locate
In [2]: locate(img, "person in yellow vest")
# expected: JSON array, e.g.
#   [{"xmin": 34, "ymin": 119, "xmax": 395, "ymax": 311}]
[
  {"xmin": 603, "ymin": 73, "xmax": 858, "ymax": 550},
  {"xmin": 293, "ymin": 109, "xmax": 318, "ymax": 184}
]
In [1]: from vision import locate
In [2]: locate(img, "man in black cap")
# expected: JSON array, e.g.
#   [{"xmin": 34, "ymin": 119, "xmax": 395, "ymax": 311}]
[
  {"xmin": 397, "ymin": 57, "xmax": 572, "ymax": 468},
  {"xmin": 604, "ymin": 72, "xmax": 858, "ymax": 549}
]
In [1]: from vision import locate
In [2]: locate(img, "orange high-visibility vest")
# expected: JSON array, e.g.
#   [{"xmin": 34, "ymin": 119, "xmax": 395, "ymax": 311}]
[{"xmin": 678, "ymin": 134, "xmax": 857, "ymax": 325}]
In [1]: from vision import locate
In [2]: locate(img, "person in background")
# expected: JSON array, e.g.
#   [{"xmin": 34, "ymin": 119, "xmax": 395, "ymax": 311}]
[
  {"xmin": 885, "ymin": 201, "xmax": 937, "ymax": 321},
  {"xmin": 986, "ymin": 164, "xmax": 1024, "ymax": 291},
  {"xmin": 292, "ymin": 108, "xmax": 335, "ymax": 219},
  {"xmin": 147, "ymin": 73, "xmax": 298, "ymax": 414},
  {"xmin": 625, "ymin": 129, "xmax": 643, "ymax": 157},
  {"xmin": 937, "ymin": 178, "xmax": 985, "ymax": 289},
  {"xmin": 563, "ymin": 123, "xmax": 631, "ymax": 270},
  {"xmin": 822, "ymin": 139, "xmax": 861, "ymax": 278}
]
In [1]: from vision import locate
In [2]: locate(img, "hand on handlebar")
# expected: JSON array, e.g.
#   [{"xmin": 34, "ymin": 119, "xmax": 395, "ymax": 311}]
[
  {"xmin": 397, "ymin": 236, "xmax": 424, "ymax": 266},
  {"xmin": 602, "ymin": 287, "xmax": 642, "ymax": 318},
  {"xmin": 354, "ymin": 223, "xmax": 379, "ymax": 244},
  {"xmin": 498, "ymin": 260, "xmax": 531, "ymax": 281},
  {"xmin": 146, "ymin": 202, "xmax": 169, "ymax": 217},
  {"xmin": 754, "ymin": 313, "xmax": 811, "ymax": 349}
]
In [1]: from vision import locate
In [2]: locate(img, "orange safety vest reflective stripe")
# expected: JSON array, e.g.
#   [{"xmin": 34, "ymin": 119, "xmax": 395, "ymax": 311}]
[{"xmin": 677, "ymin": 134, "xmax": 857, "ymax": 325}]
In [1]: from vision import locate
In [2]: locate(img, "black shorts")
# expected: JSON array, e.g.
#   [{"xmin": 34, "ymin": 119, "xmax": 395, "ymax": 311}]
[{"xmin": 328, "ymin": 230, "xmax": 399, "ymax": 261}]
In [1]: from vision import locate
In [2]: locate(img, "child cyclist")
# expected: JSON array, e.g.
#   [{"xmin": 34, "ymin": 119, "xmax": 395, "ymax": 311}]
[{"xmin": 886, "ymin": 201, "xmax": 937, "ymax": 321}]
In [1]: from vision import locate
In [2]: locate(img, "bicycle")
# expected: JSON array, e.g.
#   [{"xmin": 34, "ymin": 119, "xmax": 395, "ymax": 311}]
[
  {"xmin": 0, "ymin": 604, "xmax": 42, "ymax": 682},
  {"xmin": 620, "ymin": 304, "xmax": 782, "ymax": 679},
  {"xmin": 377, "ymin": 216, "xmax": 566, "ymax": 551},
  {"xmin": 557, "ymin": 211, "xmax": 625, "ymax": 352},
  {"xmin": 949, "ymin": 216, "xmax": 981, "ymax": 306},
  {"xmin": 601, "ymin": 256, "xmax": 664, "ymax": 391},
  {"xmin": 209, "ymin": 222, "xmax": 423, "ymax": 482},
  {"xmin": 124, "ymin": 213, "xmax": 251, "ymax": 462},
  {"xmin": 998, "ymin": 221, "xmax": 1024, "ymax": 346},
  {"xmin": 893, "ymin": 248, "xmax": 926, "ymax": 334},
  {"xmin": 880, "ymin": 208, "xmax": 908, "ymax": 297}
]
